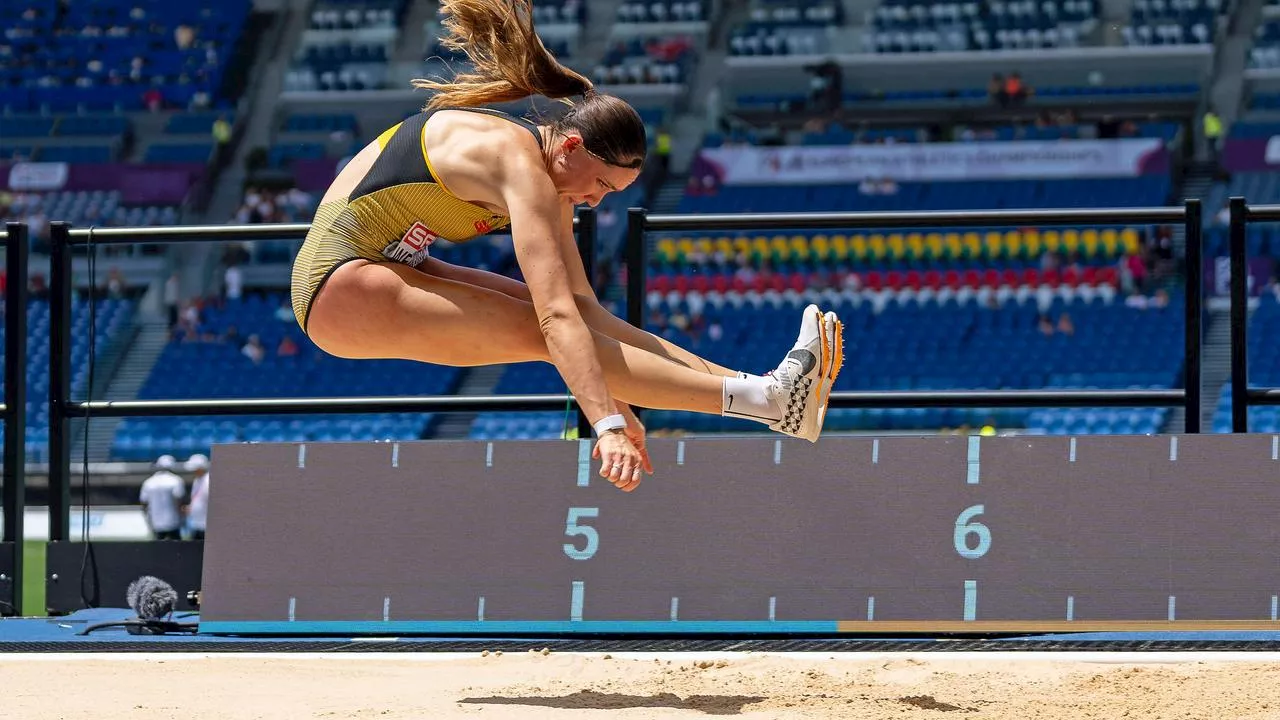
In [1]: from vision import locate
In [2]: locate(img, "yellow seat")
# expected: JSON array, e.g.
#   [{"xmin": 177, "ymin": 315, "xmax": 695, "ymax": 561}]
[
  {"xmin": 963, "ymin": 233, "xmax": 982, "ymax": 259},
  {"xmin": 849, "ymin": 234, "xmax": 867, "ymax": 261},
  {"xmin": 946, "ymin": 233, "xmax": 964, "ymax": 261},
  {"xmin": 831, "ymin": 234, "xmax": 850, "ymax": 262},
  {"xmin": 1120, "ymin": 227, "xmax": 1140, "ymax": 255},
  {"xmin": 732, "ymin": 236, "xmax": 751, "ymax": 255},
  {"xmin": 656, "ymin": 237, "xmax": 676, "ymax": 263},
  {"xmin": 887, "ymin": 233, "xmax": 907, "ymax": 260},
  {"xmin": 1081, "ymin": 229, "xmax": 1100, "ymax": 258},
  {"xmin": 1061, "ymin": 229, "xmax": 1080, "ymax": 254},
  {"xmin": 1008, "ymin": 231, "xmax": 1026, "ymax": 260},
  {"xmin": 907, "ymin": 232, "xmax": 925, "ymax": 260},
  {"xmin": 1021, "ymin": 231, "xmax": 1039, "ymax": 260},
  {"xmin": 984, "ymin": 231, "xmax": 1003, "ymax": 260},
  {"xmin": 676, "ymin": 237, "xmax": 695, "ymax": 257},
  {"xmin": 694, "ymin": 238, "xmax": 713, "ymax": 256},
  {"xmin": 1100, "ymin": 229, "xmax": 1119, "ymax": 256},
  {"xmin": 811, "ymin": 235, "xmax": 830, "ymax": 262},
  {"xmin": 868, "ymin": 234, "xmax": 887, "ymax": 261},
  {"xmin": 1042, "ymin": 230, "xmax": 1060, "ymax": 255},
  {"xmin": 925, "ymin": 232, "xmax": 944, "ymax": 261}
]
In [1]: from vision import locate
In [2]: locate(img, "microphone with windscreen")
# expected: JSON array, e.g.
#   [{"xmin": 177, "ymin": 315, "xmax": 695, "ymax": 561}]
[
  {"xmin": 127, "ymin": 576, "xmax": 178, "ymax": 621},
  {"xmin": 77, "ymin": 575, "xmax": 198, "ymax": 636}
]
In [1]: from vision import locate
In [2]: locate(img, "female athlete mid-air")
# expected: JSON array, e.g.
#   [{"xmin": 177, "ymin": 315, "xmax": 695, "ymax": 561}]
[{"xmin": 289, "ymin": 0, "xmax": 844, "ymax": 493}]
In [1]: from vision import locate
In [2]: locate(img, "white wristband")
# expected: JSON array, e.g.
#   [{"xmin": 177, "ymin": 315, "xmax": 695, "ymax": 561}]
[{"xmin": 593, "ymin": 413, "xmax": 627, "ymax": 436}]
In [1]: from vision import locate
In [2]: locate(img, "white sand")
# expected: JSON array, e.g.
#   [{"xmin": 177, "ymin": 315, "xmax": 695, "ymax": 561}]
[{"xmin": 5, "ymin": 651, "xmax": 1280, "ymax": 719}]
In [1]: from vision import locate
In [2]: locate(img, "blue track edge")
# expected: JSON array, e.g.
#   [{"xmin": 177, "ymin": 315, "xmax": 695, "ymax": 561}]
[{"xmin": 199, "ymin": 620, "xmax": 842, "ymax": 635}]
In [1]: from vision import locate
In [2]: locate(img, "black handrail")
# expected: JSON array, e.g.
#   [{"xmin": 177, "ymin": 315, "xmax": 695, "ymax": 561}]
[
  {"xmin": 1227, "ymin": 199, "xmax": 1280, "ymax": 429},
  {"xmin": 1, "ymin": 223, "xmax": 29, "ymax": 616}
]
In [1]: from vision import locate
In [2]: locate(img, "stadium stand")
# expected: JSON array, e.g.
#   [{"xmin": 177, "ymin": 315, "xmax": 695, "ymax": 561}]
[
  {"xmin": 3, "ymin": 0, "xmax": 1260, "ymax": 469},
  {"xmin": 0, "ymin": 296, "xmax": 136, "ymax": 463},
  {"xmin": 0, "ymin": 0, "xmax": 251, "ymax": 112},
  {"xmin": 110, "ymin": 291, "xmax": 459, "ymax": 460},
  {"xmin": 1212, "ymin": 293, "xmax": 1280, "ymax": 434}
]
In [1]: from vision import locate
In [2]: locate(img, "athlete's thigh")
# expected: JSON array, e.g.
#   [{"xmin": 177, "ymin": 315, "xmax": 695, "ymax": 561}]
[{"xmin": 305, "ymin": 259, "xmax": 548, "ymax": 367}]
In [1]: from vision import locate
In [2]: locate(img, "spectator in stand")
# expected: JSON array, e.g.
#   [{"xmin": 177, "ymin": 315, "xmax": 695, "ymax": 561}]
[
  {"xmin": 1003, "ymin": 72, "xmax": 1030, "ymax": 106},
  {"xmin": 277, "ymin": 335, "xmax": 299, "ymax": 357},
  {"xmin": 242, "ymin": 334, "xmax": 265, "ymax": 364},
  {"xmin": 223, "ymin": 261, "xmax": 243, "ymax": 301},
  {"xmin": 164, "ymin": 272, "xmax": 181, "ymax": 328},
  {"xmin": 988, "ymin": 73, "xmax": 1006, "ymax": 106}
]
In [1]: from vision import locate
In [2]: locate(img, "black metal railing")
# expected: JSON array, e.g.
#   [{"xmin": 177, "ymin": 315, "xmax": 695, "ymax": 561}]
[
  {"xmin": 630, "ymin": 202, "xmax": 1204, "ymax": 418},
  {"xmin": 1, "ymin": 223, "xmax": 30, "ymax": 615},
  {"xmin": 1227, "ymin": 197, "xmax": 1280, "ymax": 432}
]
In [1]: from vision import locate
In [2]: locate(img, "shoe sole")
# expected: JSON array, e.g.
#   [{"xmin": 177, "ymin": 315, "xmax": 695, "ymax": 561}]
[{"xmin": 815, "ymin": 314, "xmax": 845, "ymax": 435}]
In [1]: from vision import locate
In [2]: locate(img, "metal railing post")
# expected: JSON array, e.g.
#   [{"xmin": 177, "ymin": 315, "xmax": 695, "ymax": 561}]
[
  {"xmin": 574, "ymin": 207, "xmax": 596, "ymax": 439},
  {"xmin": 1, "ymin": 223, "xmax": 28, "ymax": 615},
  {"xmin": 48, "ymin": 222, "xmax": 72, "ymax": 540},
  {"xmin": 1229, "ymin": 197, "xmax": 1249, "ymax": 433},
  {"xmin": 1183, "ymin": 199, "xmax": 1202, "ymax": 433},
  {"xmin": 625, "ymin": 208, "xmax": 647, "ymax": 329}
]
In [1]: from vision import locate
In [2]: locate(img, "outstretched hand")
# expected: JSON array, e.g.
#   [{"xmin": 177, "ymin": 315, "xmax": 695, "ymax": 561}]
[{"xmin": 619, "ymin": 404, "xmax": 655, "ymax": 476}]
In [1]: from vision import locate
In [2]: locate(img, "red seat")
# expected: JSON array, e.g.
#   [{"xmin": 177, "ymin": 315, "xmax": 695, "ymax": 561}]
[
  {"xmin": 1001, "ymin": 269, "xmax": 1019, "ymax": 287},
  {"xmin": 751, "ymin": 276, "xmax": 768, "ymax": 293},
  {"xmin": 731, "ymin": 276, "xmax": 748, "ymax": 293},
  {"xmin": 885, "ymin": 270, "xmax": 904, "ymax": 290},
  {"xmin": 904, "ymin": 270, "xmax": 923, "ymax": 290},
  {"xmin": 1062, "ymin": 266, "xmax": 1081, "ymax": 286},
  {"xmin": 675, "ymin": 275, "xmax": 691, "ymax": 293},
  {"xmin": 982, "ymin": 269, "xmax": 1000, "ymax": 287},
  {"xmin": 650, "ymin": 275, "xmax": 672, "ymax": 293},
  {"xmin": 1081, "ymin": 266, "xmax": 1099, "ymax": 285},
  {"xmin": 691, "ymin": 275, "xmax": 710, "ymax": 293},
  {"xmin": 923, "ymin": 270, "xmax": 943, "ymax": 289},
  {"xmin": 863, "ymin": 270, "xmax": 883, "ymax": 291},
  {"xmin": 1098, "ymin": 267, "xmax": 1119, "ymax": 285},
  {"xmin": 963, "ymin": 269, "xmax": 982, "ymax": 288},
  {"xmin": 1022, "ymin": 268, "xmax": 1041, "ymax": 286},
  {"xmin": 712, "ymin": 274, "xmax": 730, "ymax": 293},
  {"xmin": 788, "ymin": 273, "xmax": 808, "ymax": 292},
  {"xmin": 943, "ymin": 269, "xmax": 962, "ymax": 288},
  {"xmin": 1042, "ymin": 268, "xmax": 1060, "ymax": 287}
]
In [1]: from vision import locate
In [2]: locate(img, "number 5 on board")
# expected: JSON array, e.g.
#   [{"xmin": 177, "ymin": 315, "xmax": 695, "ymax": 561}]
[{"xmin": 563, "ymin": 507, "xmax": 600, "ymax": 560}]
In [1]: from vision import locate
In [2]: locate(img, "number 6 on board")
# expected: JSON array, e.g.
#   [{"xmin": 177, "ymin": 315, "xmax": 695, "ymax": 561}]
[
  {"xmin": 954, "ymin": 504, "xmax": 991, "ymax": 559},
  {"xmin": 563, "ymin": 507, "xmax": 600, "ymax": 561}
]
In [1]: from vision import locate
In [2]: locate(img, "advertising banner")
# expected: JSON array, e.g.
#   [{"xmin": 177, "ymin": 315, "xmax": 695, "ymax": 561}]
[
  {"xmin": 1205, "ymin": 255, "xmax": 1275, "ymax": 297},
  {"xmin": 694, "ymin": 138, "xmax": 1169, "ymax": 185},
  {"xmin": 0, "ymin": 162, "xmax": 205, "ymax": 204},
  {"xmin": 1222, "ymin": 136, "xmax": 1280, "ymax": 173}
]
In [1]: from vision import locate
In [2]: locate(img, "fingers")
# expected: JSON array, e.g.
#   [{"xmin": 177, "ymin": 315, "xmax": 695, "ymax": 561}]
[
  {"xmin": 639, "ymin": 446, "xmax": 654, "ymax": 474},
  {"xmin": 595, "ymin": 438, "xmax": 644, "ymax": 492}
]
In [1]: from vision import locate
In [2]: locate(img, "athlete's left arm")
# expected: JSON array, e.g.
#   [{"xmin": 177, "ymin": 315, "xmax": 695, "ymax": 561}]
[{"xmin": 557, "ymin": 204, "xmax": 734, "ymax": 378}]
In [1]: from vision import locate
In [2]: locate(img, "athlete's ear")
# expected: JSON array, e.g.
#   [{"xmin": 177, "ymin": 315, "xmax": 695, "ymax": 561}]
[{"xmin": 563, "ymin": 135, "xmax": 583, "ymax": 151}]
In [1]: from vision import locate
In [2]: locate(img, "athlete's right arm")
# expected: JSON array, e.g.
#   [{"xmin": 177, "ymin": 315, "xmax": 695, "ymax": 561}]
[{"xmin": 497, "ymin": 151, "xmax": 644, "ymax": 491}]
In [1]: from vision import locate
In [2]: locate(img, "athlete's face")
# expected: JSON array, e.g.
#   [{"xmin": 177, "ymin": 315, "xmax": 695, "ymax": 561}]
[{"xmin": 551, "ymin": 134, "xmax": 641, "ymax": 208}]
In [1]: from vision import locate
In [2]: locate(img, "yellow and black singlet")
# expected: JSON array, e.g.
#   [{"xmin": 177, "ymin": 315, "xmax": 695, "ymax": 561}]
[{"xmin": 290, "ymin": 107, "xmax": 542, "ymax": 330}]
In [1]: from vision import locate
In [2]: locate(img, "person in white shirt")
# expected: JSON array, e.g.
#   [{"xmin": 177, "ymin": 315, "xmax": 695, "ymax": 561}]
[
  {"xmin": 139, "ymin": 455, "xmax": 186, "ymax": 540},
  {"xmin": 182, "ymin": 454, "xmax": 210, "ymax": 540}
]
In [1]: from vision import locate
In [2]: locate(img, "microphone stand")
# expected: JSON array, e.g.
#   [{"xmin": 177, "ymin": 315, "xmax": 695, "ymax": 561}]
[{"xmin": 77, "ymin": 616, "xmax": 200, "ymax": 636}]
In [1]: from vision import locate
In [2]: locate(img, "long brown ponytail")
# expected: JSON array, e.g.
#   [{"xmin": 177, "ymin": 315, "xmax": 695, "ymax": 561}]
[{"xmin": 412, "ymin": 0, "xmax": 593, "ymax": 109}]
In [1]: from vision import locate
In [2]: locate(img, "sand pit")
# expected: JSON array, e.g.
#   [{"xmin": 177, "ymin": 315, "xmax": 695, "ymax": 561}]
[{"xmin": 4, "ymin": 651, "xmax": 1280, "ymax": 719}]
